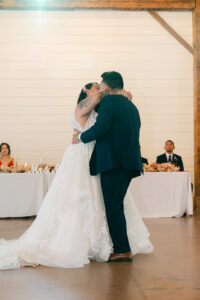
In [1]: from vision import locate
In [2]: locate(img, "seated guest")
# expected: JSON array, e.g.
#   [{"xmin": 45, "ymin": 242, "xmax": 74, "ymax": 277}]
[
  {"xmin": 156, "ymin": 140, "xmax": 184, "ymax": 171},
  {"xmin": 0, "ymin": 143, "xmax": 15, "ymax": 167},
  {"xmin": 142, "ymin": 157, "xmax": 148, "ymax": 165}
]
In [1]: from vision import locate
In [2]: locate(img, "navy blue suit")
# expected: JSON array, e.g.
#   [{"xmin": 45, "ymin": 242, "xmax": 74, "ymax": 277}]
[
  {"xmin": 81, "ymin": 95, "xmax": 143, "ymax": 253},
  {"xmin": 156, "ymin": 153, "xmax": 184, "ymax": 171}
]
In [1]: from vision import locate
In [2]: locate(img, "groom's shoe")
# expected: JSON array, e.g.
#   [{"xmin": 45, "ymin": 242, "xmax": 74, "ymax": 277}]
[{"xmin": 107, "ymin": 252, "xmax": 133, "ymax": 263}]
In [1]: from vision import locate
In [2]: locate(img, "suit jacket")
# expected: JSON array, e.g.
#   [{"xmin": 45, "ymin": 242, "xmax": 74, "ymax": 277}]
[
  {"xmin": 142, "ymin": 157, "xmax": 148, "ymax": 165},
  {"xmin": 156, "ymin": 153, "xmax": 184, "ymax": 171},
  {"xmin": 81, "ymin": 94, "xmax": 143, "ymax": 177}
]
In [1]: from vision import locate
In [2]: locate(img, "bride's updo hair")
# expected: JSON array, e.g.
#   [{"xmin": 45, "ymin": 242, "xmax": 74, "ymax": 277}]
[{"xmin": 77, "ymin": 82, "xmax": 97, "ymax": 104}]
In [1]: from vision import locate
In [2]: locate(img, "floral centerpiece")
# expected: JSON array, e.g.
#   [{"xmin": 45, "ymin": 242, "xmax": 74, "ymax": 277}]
[
  {"xmin": 143, "ymin": 163, "xmax": 180, "ymax": 172},
  {"xmin": 0, "ymin": 162, "xmax": 58, "ymax": 173}
]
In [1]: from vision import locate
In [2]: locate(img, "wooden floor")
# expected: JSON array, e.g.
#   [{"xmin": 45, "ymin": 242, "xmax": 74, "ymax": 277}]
[{"xmin": 0, "ymin": 216, "xmax": 200, "ymax": 300}]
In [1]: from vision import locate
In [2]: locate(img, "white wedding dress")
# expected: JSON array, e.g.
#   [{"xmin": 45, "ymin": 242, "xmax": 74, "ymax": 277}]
[{"xmin": 0, "ymin": 111, "xmax": 153, "ymax": 270}]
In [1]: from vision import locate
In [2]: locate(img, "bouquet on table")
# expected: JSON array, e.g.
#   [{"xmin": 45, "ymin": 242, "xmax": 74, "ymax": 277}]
[
  {"xmin": 0, "ymin": 165, "xmax": 30, "ymax": 173},
  {"xmin": 143, "ymin": 163, "xmax": 180, "ymax": 172},
  {"xmin": 0, "ymin": 161, "xmax": 59, "ymax": 173}
]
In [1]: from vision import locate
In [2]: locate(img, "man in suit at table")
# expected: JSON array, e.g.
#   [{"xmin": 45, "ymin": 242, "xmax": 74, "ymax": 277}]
[
  {"xmin": 156, "ymin": 140, "xmax": 184, "ymax": 171},
  {"xmin": 142, "ymin": 157, "xmax": 148, "ymax": 165}
]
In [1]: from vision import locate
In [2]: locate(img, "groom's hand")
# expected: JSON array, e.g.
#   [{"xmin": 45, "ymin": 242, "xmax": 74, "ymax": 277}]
[{"xmin": 72, "ymin": 129, "xmax": 81, "ymax": 144}]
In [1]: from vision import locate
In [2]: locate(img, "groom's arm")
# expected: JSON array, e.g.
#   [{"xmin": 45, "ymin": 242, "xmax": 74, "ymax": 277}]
[{"xmin": 80, "ymin": 97, "xmax": 114, "ymax": 144}]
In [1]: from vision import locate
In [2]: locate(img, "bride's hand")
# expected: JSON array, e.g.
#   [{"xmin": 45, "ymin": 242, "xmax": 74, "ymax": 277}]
[
  {"xmin": 118, "ymin": 90, "xmax": 133, "ymax": 101},
  {"xmin": 126, "ymin": 91, "xmax": 133, "ymax": 101}
]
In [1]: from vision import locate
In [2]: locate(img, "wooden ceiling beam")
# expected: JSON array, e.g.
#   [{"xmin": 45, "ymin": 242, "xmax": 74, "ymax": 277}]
[{"xmin": 0, "ymin": 0, "xmax": 196, "ymax": 10}]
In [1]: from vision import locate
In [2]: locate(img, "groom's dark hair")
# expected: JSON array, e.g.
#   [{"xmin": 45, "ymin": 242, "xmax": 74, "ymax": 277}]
[{"xmin": 101, "ymin": 71, "xmax": 124, "ymax": 89}]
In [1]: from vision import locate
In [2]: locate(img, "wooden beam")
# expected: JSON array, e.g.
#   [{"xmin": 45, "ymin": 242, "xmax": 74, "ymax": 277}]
[
  {"xmin": 149, "ymin": 11, "xmax": 194, "ymax": 55},
  {"xmin": 0, "ymin": 0, "xmax": 196, "ymax": 10},
  {"xmin": 193, "ymin": 0, "xmax": 200, "ymax": 215}
]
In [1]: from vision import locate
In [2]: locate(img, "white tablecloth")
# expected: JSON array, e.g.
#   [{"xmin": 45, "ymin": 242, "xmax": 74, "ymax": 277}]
[
  {"xmin": 0, "ymin": 173, "xmax": 49, "ymax": 218},
  {"xmin": 0, "ymin": 172, "xmax": 193, "ymax": 218},
  {"xmin": 130, "ymin": 172, "xmax": 193, "ymax": 217}
]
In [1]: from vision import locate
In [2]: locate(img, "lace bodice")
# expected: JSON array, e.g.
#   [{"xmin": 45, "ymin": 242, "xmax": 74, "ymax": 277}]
[{"xmin": 71, "ymin": 110, "xmax": 97, "ymax": 133}]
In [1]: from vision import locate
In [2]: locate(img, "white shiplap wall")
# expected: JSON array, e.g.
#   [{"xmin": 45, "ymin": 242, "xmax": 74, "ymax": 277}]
[{"xmin": 0, "ymin": 10, "xmax": 193, "ymax": 178}]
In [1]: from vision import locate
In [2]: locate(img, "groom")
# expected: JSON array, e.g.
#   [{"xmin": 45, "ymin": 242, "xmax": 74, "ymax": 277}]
[{"xmin": 74, "ymin": 71, "xmax": 143, "ymax": 262}]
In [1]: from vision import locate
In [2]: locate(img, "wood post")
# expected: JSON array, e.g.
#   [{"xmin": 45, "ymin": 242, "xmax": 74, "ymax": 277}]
[{"xmin": 193, "ymin": 0, "xmax": 200, "ymax": 215}]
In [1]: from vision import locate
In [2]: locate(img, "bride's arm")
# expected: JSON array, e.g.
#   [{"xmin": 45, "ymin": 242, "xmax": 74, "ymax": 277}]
[
  {"xmin": 76, "ymin": 89, "xmax": 132, "ymax": 117},
  {"xmin": 76, "ymin": 91, "xmax": 102, "ymax": 117}
]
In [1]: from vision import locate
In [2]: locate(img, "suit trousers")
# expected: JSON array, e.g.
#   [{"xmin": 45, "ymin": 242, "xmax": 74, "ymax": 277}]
[{"xmin": 100, "ymin": 168, "xmax": 133, "ymax": 253}]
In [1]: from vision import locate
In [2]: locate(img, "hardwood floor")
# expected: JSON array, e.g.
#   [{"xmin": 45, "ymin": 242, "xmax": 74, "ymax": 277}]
[{"xmin": 0, "ymin": 216, "xmax": 199, "ymax": 300}]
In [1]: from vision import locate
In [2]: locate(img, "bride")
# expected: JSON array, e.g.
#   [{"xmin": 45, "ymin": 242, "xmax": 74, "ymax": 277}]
[{"xmin": 0, "ymin": 83, "xmax": 153, "ymax": 270}]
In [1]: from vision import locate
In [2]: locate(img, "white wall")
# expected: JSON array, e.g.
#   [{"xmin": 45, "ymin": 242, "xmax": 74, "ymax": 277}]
[{"xmin": 0, "ymin": 10, "xmax": 193, "ymax": 178}]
